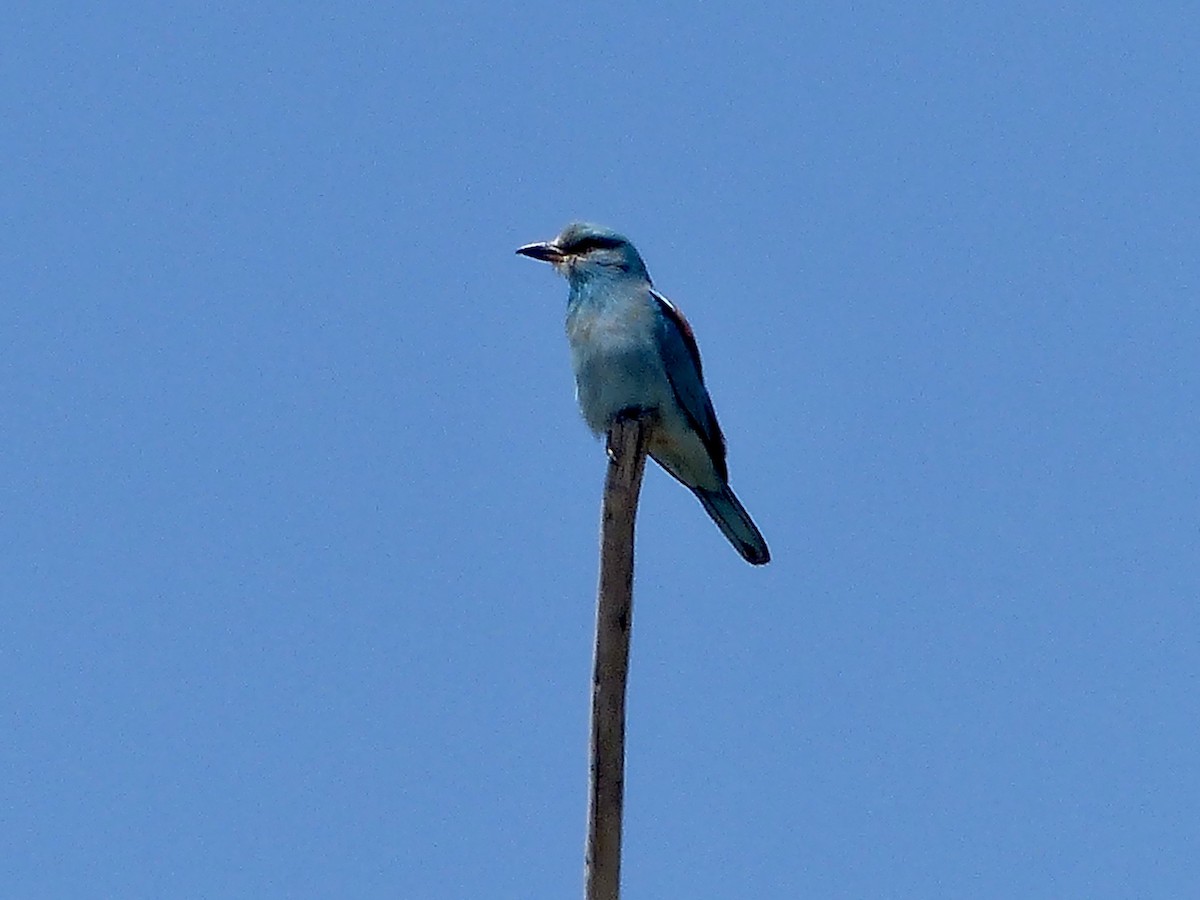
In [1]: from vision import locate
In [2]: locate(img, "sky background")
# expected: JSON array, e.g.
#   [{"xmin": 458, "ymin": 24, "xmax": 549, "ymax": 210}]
[{"xmin": 3, "ymin": 2, "xmax": 1198, "ymax": 898}]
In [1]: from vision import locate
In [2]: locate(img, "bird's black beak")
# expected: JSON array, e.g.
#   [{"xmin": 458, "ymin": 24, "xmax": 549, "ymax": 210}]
[{"xmin": 516, "ymin": 241, "xmax": 564, "ymax": 263}]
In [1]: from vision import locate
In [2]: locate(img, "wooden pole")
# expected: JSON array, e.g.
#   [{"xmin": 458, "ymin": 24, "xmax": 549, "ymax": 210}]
[{"xmin": 585, "ymin": 413, "xmax": 650, "ymax": 900}]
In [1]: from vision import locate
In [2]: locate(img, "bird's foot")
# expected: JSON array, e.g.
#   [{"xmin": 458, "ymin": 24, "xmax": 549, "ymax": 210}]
[{"xmin": 606, "ymin": 408, "xmax": 655, "ymax": 462}]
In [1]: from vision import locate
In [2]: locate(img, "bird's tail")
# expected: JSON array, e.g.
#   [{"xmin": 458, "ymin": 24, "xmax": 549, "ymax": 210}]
[{"xmin": 694, "ymin": 484, "xmax": 770, "ymax": 565}]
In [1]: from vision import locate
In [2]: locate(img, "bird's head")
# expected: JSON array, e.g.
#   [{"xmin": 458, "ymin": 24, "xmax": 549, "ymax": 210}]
[{"xmin": 516, "ymin": 222, "xmax": 650, "ymax": 283}]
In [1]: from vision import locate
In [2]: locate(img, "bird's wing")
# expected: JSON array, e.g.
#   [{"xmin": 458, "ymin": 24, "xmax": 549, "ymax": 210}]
[{"xmin": 650, "ymin": 288, "xmax": 728, "ymax": 481}]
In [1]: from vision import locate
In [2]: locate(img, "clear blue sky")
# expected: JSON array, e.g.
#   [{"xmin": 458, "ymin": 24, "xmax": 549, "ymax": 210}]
[{"xmin": 4, "ymin": 3, "xmax": 1197, "ymax": 898}]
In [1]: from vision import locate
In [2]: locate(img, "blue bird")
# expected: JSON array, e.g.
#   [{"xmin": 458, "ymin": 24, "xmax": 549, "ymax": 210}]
[{"xmin": 517, "ymin": 222, "xmax": 770, "ymax": 565}]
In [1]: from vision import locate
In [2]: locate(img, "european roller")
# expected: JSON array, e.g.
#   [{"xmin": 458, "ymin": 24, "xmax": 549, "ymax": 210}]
[{"xmin": 517, "ymin": 222, "xmax": 770, "ymax": 565}]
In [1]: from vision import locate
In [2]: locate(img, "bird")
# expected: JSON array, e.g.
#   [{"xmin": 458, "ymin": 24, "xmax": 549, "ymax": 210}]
[{"xmin": 517, "ymin": 222, "xmax": 770, "ymax": 565}]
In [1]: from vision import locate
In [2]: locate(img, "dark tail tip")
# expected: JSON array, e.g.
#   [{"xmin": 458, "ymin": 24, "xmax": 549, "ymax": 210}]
[{"xmin": 695, "ymin": 486, "xmax": 771, "ymax": 566}]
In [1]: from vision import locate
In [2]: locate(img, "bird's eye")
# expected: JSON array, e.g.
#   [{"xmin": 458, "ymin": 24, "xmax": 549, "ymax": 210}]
[{"xmin": 569, "ymin": 236, "xmax": 623, "ymax": 254}]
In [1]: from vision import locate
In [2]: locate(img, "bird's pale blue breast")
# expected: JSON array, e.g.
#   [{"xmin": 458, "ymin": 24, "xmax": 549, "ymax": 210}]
[{"xmin": 565, "ymin": 280, "xmax": 674, "ymax": 434}]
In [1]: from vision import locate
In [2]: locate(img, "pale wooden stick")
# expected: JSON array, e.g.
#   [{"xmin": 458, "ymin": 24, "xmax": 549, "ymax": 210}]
[{"xmin": 585, "ymin": 413, "xmax": 650, "ymax": 900}]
